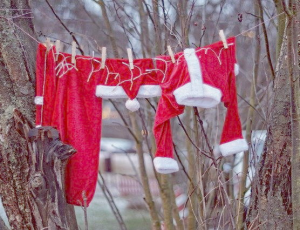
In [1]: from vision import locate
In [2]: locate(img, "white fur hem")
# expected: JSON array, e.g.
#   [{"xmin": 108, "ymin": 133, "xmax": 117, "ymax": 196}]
[
  {"xmin": 96, "ymin": 85, "xmax": 161, "ymax": 99},
  {"xmin": 137, "ymin": 85, "xmax": 161, "ymax": 98},
  {"xmin": 153, "ymin": 157, "xmax": 179, "ymax": 174},
  {"xmin": 173, "ymin": 83, "xmax": 222, "ymax": 108},
  {"xmin": 96, "ymin": 85, "xmax": 128, "ymax": 98},
  {"xmin": 34, "ymin": 96, "xmax": 44, "ymax": 105},
  {"xmin": 219, "ymin": 139, "xmax": 248, "ymax": 157},
  {"xmin": 234, "ymin": 63, "xmax": 239, "ymax": 76}
]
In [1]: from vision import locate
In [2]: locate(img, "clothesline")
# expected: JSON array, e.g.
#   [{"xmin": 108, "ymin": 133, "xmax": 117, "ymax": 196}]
[
  {"xmin": 0, "ymin": 8, "xmax": 31, "ymax": 11},
  {"xmin": 0, "ymin": 8, "xmax": 285, "ymax": 50},
  {"xmin": 234, "ymin": 11, "xmax": 285, "ymax": 37},
  {"xmin": 0, "ymin": 11, "xmax": 39, "ymax": 43}
]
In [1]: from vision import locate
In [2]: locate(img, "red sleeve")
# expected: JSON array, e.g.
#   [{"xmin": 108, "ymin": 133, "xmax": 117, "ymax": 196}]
[
  {"xmin": 219, "ymin": 70, "xmax": 248, "ymax": 156},
  {"xmin": 35, "ymin": 44, "xmax": 47, "ymax": 126}
]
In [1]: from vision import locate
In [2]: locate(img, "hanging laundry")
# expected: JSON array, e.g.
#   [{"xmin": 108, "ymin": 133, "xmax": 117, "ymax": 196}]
[
  {"xmin": 153, "ymin": 37, "xmax": 248, "ymax": 174},
  {"xmin": 35, "ymin": 44, "xmax": 103, "ymax": 206},
  {"xmin": 95, "ymin": 58, "xmax": 162, "ymax": 111}
]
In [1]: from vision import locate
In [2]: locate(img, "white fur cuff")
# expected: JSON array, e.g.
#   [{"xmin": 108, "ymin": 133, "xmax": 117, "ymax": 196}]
[
  {"xmin": 234, "ymin": 63, "xmax": 239, "ymax": 76},
  {"xmin": 34, "ymin": 96, "xmax": 44, "ymax": 105},
  {"xmin": 219, "ymin": 139, "xmax": 248, "ymax": 157},
  {"xmin": 153, "ymin": 157, "xmax": 179, "ymax": 174},
  {"xmin": 137, "ymin": 85, "xmax": 162, "ymax": 98},
  {"xmin": 173, "ymin": 83, "xmax": 222, "ymax": 108}
]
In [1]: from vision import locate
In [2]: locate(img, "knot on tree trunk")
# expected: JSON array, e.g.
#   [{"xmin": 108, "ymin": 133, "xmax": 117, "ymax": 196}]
[
  {"xmin": 28, "ymin": 126, "xmax": 77, "ymax": 229},
  {"xmin": 0, "ymin": 109, "xmax": 78, "ymax": 230}
]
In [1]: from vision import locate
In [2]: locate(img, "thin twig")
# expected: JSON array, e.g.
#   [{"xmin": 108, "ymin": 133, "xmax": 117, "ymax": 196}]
[
  {"xmin": 177, "ymin": 115, "xmax": 214, "ymax": 160},
  {"xmin": 98, "ymin": 172, "xmax": 128, "ymax": 230},
  {"xmin": 257, "ymin": 0, "xmax": 275, "ymax": 80},
  {"xmin": 44, "ymin": 0, "xmax": 84, "ymax": 55}
]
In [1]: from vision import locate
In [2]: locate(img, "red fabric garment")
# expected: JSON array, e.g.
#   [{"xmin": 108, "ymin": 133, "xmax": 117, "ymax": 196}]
[
  {"xmin": 153, "ymin": 37, "xmax": 248, "ymax": 174},
  {"xmin": 35, "ymin": 44, "xmax": 57, "ymax": 126},
  {"xmin": 95, "ymin": 58, "xmax": 162, "ymax": 102},
  {"xmin": 35, "ymin": 45, "xmax": 103, "ymax": 206}
]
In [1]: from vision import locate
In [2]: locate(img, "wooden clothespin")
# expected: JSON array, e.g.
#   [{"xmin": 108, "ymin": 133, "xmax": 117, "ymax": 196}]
[
  {"xmin": 71, "ymin": 41, "xmax": 76, "ymax": 64},
  {"xmin": 127, "ymin": 48, "xmax": 134, "ymax": 69},
  {"xmin": 55, "ymin": 40, "xmax": 61, "ymax": 61},
  {"xmin": 167, "ymin": 45, "xmax": 175, "ymax": 63},
  {"xmin": 45, "ymin": 37, "xmax": 52, "ymax": 51},
  {"xmin": 100, "ymin": 47, "xmax": 107, "ymax": 69},
  {"xmin": 219, "ymin": 30, "xmax": 228, "ymax": 49}
]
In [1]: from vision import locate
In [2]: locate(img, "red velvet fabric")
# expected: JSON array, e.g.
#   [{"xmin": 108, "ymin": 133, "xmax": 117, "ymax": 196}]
[
  {"xmin": 35, "ymin": 45, "xmax": 103, "ymax": 206},
  {"xmin": 98, "ymin": 58, "xmax": 161, "ymax": 99},
  {"xmin": 153, "ymin": 37, "xmax": 243, "ymax": 161},
  {"xmin": 153, "ymin": 56, "xmax": 186, "ymax": 159}
]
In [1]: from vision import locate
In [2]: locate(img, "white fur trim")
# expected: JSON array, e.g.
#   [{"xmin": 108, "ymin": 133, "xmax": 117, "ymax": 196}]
[
  {"xmin": 234, "ymin": 63, "xmax": 239, "ymax": 76},
  {"xmin": 36, "ymin": 125, "xmax": 42, "ymax": 128},
  {"xmin": 219, "ymin": 139, "xmax": 248, "ymax": 157},
  {"xmin": 137, "ymin": 85, "xmax": 162, "ymax": 98},
  {"xmin": 153, "ymin": 157, "xmax": 179, "ymax": 174},
  {"xmin": 34, "ymin": 96, "xmax": 44, "ymax": 105},
  {"xmin": 125, "ymin": 98, "xmax": 140, "ymax": 112},
  {"xmin": 173, "ymin": 83, "xmax": 222, "ymax": 108},
  {"xmin": 96, "ymin": 85, "xmax": 161, "ymax": 99},
  {"xmin": 96, "ymin": 85, "xmax": 128, "ymax": 98},
  {"xmin": 184, "ymin": 48, "xmax": 204, "ymax": 94}
]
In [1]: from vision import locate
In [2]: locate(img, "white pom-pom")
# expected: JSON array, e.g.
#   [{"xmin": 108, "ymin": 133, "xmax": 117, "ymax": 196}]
[
  {"xmin": 234, "ymin": 63, "xmax": 240, "ymax": 76},
  {"xmin": 125, "ymin": 98, "xmax": 140, "ymax": 112}
]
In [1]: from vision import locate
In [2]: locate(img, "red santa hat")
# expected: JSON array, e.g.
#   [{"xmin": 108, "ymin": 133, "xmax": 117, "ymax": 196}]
[{"xmin": 95, "ymin": 58, "xmax": 162, "ymax": 112}]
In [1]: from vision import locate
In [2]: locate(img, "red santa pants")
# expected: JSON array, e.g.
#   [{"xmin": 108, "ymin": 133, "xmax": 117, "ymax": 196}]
[{"xmin": 35, "ymin": 44, "xmax": 103, "ymax": 206}]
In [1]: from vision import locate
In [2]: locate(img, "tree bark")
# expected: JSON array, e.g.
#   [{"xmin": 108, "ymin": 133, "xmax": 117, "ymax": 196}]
[
  {"xmin": 273, "ymin": 0, "xmax": 286, "ymax": 59},
  {"xmin": 27, "ymin": 126, "xmax": 77, "ymax": 229},
  {"xmin": 246, "ymin": 20, "xmax": 293, "ymax": 229},
  {"xmin": 0, "ymin": 0, "xmax": 36, "ymax": 229},
  {"xmin": 288, "ymin": 1, "xmax": 300, "ymax": 228},
  {"xmin": 185, "ymin": 108, "xmax": 197, "ymax": 230},
  {"xmin": 0, "ymin": 1, "xmax": 79, "ymax": 229},
  {"xmin": 1, "ymin": 110, "xmax": 79, "ymax": 230},
  {"xmin": 0, "ymin": 216, "xmax": 9, "ymax": 230}
]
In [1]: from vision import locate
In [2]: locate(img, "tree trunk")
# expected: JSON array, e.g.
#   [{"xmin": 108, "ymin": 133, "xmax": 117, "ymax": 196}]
[
  {"xmin": 1, "ymin": 110, "xmax": 79, "ymax": 229},
  {"xmin": 0, "ymin": 1, "xmax": 79, "ymax": 229},
  {"xmin": 0, "ymin": 0, "xmax": 36, "ymax": 229},
  {"xmin": 129, "ymin": 112, "xmax": 162, "ymax": 230},
  {"xmin": 246, "ymin": 20, "xmax": 293, "ymax": 229},
  {"xmin": 185, "ymin": 108, "xmax": 197, "ymax": 230},
  {"xmin": 27, "ymin": 126, "xmax": 77, "ymax": 229},
  {"xmin": 288, "ymin": 1, "xmax": 300, "ymax": 228}
]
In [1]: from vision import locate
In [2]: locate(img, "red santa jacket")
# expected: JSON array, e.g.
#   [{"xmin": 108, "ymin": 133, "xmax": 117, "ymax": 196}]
[{"xmin": 153, "ymin": 37, "xmax": 248, "ymax": 174}]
